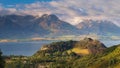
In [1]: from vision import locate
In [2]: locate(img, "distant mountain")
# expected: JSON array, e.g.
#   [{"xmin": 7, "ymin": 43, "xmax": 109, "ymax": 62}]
[
  {"xmin": 0, "ymin": 14, "xmax": 120, "ymax": 39},
  {"xmin": 0, "ymin": 14, "xmax": 79, "ymax": 38},
  {"xmin": 35, "ymin": 14, "xmax": 79, "ymax": 36},
  {"xmin": 0, "ymin": 15, "xmax": 46, "ymax": 38},
  {"xmin": 76, "ymin": 20, "xmax": 120, "ymax": 36}
]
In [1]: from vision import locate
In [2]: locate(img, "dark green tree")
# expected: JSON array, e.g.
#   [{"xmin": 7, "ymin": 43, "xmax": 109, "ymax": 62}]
[{"xmin": 0, "ymin": 49, "xmax": 5, "ymax": 68}]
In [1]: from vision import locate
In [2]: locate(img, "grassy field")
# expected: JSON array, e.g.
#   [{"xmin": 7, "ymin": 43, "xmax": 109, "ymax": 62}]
[{"xmin": 67, "ymin": 48, "xmax": 90, "ymax": 55}]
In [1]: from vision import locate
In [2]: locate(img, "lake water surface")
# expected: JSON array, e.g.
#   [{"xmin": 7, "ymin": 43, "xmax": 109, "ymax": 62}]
[
  {"xmin": 0, "ymin": 41, "xmax": 53, "ymax": 56},
  {"xmin": 0, "ymin": 40, "xmax": 120, "ymax": 56}
]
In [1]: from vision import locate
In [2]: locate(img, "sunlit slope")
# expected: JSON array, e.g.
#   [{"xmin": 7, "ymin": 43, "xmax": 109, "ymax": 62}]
[
  {"xmin": 89, "ymin": 45, "xmax": 120, "ymax": 68},
  {"xmin": 72, "ymin": 48, "xmax": 89, "ymax": 55}
]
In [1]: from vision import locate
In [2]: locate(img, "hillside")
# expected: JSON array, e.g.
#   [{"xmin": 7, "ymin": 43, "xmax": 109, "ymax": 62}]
[
  {"xmin": 30, "ymin": 39, "xmax": 120, "ymax": 68},
  {"xmin": 4, "ymin": 38, "xmax": 120, "ymax": 68},
  {"xmin": 34, "ymin": 38, "xmax": 106, "ymax": 56},
  {"xmin": 93, "ymin": 45, "xmax": 120, "ymax": 68}
]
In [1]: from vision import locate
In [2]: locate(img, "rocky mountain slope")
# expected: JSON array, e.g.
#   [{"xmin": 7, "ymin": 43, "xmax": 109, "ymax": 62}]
[
  {"xmin": 76, "ymin": 20, "xmax": 120, "ymax": 35},
  {"xmin": 0, "ymin": 14, "xmax": 79, "ymax": 38}
]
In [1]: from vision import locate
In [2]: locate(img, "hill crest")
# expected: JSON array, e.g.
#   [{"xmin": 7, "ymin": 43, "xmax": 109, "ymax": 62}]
[{"xmin": 34, "ymin": 38, "xmax": 106, "ymax": 57}]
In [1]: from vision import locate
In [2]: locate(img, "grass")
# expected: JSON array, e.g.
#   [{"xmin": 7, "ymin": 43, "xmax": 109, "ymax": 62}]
[{"xmin": 71, "ymin": 48, "xmax": 89, "ymax": 55}]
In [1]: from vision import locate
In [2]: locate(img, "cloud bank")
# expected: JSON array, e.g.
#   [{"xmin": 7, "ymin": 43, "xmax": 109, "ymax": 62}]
[{"xmin": 0, "ymin": 0, "xmax": 120, "ymax": 25}]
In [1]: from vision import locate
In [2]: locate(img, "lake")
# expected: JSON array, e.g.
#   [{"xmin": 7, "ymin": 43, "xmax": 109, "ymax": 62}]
[
  {"xmin": 0, "ymin": 41, "xmax": 53, "ymax": 56},
  {"xmin": 0, "ymin": 40, "xmax": 120, "ymax": 56}
]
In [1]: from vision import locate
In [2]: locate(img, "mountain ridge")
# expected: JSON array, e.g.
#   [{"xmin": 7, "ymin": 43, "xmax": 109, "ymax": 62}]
[
  {"xmin": 0, "ymin": 14, "xmax": 79, "ymax": 38},
  {"xmin": 0, "ymin": 14, "xmax": 120, "ymax": 38}
]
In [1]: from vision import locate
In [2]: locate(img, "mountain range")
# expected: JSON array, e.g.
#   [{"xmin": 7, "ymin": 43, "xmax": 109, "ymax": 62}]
[{"xmin": 0, "ymin": 14, "xmax": 120, "ymax": 39}]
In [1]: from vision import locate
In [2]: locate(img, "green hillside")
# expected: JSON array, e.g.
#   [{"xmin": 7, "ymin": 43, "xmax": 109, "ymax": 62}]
[
  {"xmin": 29, "ymin": 38, "xmax": 108, "ymax": 68},
  {"xmin": 4, "ymin": 38, "xmax": 120, "ymax": 68},
  {"xmin": 89, "ymin": 45, "xmax": 120, "ymax": 68},
  {"xmin": 31, "ymin": 38, "xmax": 120, "ymax": 68}
]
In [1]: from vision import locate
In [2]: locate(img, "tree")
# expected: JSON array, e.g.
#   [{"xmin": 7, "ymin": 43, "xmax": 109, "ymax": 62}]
[{"xmin": 0, "ymin": 49, "xmax": 5, "ymax": 68}]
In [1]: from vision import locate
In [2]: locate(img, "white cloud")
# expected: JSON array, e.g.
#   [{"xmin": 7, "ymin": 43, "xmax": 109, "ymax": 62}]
[
  {"xmin": 7, "ymin": 8, "xmax": 17, "ymax": 12},
  {"xmin": 0, "ymin": 4, "xmax": 3, "ymax": 11},
  {"xmin": 0, "ymin": 0, "xmax": 120, "ymax": 25},
  {"xmin": 0, "ymin": 7, "xmax": 3, "ymax": 11}
]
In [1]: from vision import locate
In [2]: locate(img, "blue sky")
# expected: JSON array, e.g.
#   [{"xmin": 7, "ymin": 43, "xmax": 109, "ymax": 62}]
[{"xmin": 0, "ymin": 0, "xmax": 52, "ymax": 5}]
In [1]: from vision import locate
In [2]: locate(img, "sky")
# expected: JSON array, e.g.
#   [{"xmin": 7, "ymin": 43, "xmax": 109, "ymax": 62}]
[
  {"xmin": 0, "ymin": 0, "xmax": 120, "ymax": 26},
  {"xmin": 0, "ymin": 0, "xmax": 52, "ymax": 5}
]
